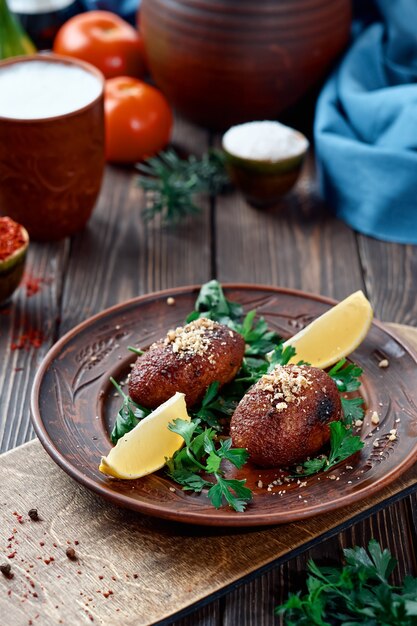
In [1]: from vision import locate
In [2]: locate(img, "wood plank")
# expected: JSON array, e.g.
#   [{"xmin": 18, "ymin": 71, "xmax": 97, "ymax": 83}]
[
  {"xmin": 1, "ymin": 324, "xmax": 417, "ymax": 626},
  {"xmin": 215, "ymin": 157, "xmax": 365, "ymax": 299},
  {"xmin": 357, "ymin": 238, "xmax": 417, "ymax": 325},
  {"xmin": 0, "ymin": 241, "xmax": 68, "ymax": 453},
  {"xmin": 58, "ymin": 118, "xmax": 212, "ymax": 337}
]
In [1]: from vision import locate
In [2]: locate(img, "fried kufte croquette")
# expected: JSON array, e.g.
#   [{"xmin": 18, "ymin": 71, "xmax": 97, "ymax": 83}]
[
  {"xmin": 230, "ymin": 364, "xmax": 342, "ymax": 468},
  {"xmin": 129, "ymin": 317, "xmax": 245, "ymax": 409}
]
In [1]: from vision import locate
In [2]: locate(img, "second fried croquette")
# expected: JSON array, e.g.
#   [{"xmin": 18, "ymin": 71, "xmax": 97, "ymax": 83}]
[
  {"xmin": 230, "ymin": 364, "xmax": 342, "ymax": 467},
  {"xmin": 129, "ymin": 317, "xmax": 245, "ymax": 409}
]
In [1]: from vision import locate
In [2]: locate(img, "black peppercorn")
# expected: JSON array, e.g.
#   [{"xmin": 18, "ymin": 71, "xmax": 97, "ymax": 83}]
[
  {"xmin": 0, "ymin": 563, "xmax": 11, "ymax": 577},
  {"xmin": 28, "ymin": 508, "xmax": 39, "ymax": 521},
  {"xmin": 66, "ymin": 547, "xmax": 76, "ymax": 560}
]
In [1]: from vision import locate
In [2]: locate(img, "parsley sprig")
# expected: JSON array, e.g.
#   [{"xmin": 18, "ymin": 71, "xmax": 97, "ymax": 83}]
[
  {"xmin": 166, "ymin": 419, "xmax": 252, "ymax": 512},
  {"xmin": 328, "ymin": 358, "xmax": 365, "ymax": 424},
  {"xmin": 109, "ymin": 377, "xmax": 150, "ymax": 444},
  {"xmin": 276, "ymin": 539, "xmax": 417, "ymax": 625},
  {"xmin": 295, "ymin": 422, "xmax": 364, "ymax": 477}
]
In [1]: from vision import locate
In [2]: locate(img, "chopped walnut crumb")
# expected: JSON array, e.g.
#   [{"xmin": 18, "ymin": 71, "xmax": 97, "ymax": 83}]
[
  {"xmin": 259, "ymin": 365, "xmax": 312, "ymax": 409},
  {"xmin": 257, "ymin": 480, "xmax": 263, "ymax": 489},
  {"xmin": 378, "ymin": 359, "xmax": 389, "ymax": 368},
  {"xmin": 275, "ymin": 402, "xmax": 288, "ymax": 411},
  {"xmin": 373, "ymin": 439, "xmax": 379, "ymax": 448},
  {"xmin": 388, "ymin": 434, "xmax": 397, "ymax": 442},
  {"xmin": 371, "ymin": 411, "xmax": 380, "ymax": 425},
  {"xmin": 159, "ymin": 318, "xmax": 220, "ymax": 358},
  {"xmin": 355, "ymin": 419, "xmax": 363, "ymax": 428}
]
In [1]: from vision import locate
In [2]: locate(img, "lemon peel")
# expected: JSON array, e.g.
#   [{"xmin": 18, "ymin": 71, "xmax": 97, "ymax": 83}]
[{"xmin": 283, "ymin": 291, "xmax": 373, "ymax": 369}]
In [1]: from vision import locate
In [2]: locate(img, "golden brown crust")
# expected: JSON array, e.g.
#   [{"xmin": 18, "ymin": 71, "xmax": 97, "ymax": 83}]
[
  {"xmin": 128, "ymin": 318, "xmax": 245, "ymax": 409},
  {"xmin": 230, "ymin": 365, "xmax": 342, "ymax": 468}
]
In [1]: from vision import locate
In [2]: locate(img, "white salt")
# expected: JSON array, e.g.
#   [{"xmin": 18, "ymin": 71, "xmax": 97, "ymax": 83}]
[
  {"xmin": 0, "ymin": 60, "xmax": 102, "ymax": 120},
  {"xmin": 222, "ymin": 120, "xmax": 309, "ymax": 162}
]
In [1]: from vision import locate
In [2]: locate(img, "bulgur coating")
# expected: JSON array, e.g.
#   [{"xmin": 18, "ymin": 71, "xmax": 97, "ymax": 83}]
[
  {"xmin": 230, "ymin": 364, "xmax": 342, "ymax": 467},
  {"xmin": 129, "ymin": 317, "xmax": 245, "ymax": 408}
]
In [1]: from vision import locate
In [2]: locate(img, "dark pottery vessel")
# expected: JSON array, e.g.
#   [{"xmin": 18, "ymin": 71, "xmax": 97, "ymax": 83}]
[{"xmin": 141, "ymin": 0, "xmax": 352, "ymax": 129}]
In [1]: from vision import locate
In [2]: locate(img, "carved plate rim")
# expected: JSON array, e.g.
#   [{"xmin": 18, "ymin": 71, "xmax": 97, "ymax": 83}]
[{"xmin": 30, "ymin": 284, "xmax": 417, "ymax": 527}]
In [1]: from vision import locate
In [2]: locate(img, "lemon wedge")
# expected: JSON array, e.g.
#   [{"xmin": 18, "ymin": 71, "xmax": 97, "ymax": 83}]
[
  {"xmin": 283, "ymin": 291, "xmax": 373, "ymax": 369},
  {"xmin": 99, "ymin": 392, "xmax": 190, "ymax": 479}
]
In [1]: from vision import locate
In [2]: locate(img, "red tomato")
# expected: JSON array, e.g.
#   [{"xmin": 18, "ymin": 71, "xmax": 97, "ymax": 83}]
[
  {"xmin": 53, "ymin": 11, "xmax": 146, "ymax": 79},
  {"xmin": 104, "ymin": 77, "xmax": 173, "ymax": 163}
]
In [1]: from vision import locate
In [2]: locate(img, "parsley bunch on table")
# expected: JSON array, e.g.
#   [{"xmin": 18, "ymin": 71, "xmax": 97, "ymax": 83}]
[{"xmin": 276, "ymin": 539, "xmax": 417, "ymax": 625}]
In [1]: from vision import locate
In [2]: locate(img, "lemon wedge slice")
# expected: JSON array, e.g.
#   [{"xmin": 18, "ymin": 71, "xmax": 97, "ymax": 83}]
[
  {"xmin": 283, "ymin": 291, "xmax": 373, "ymax": 369},
  {"xmin": 99, "ymin": 392, "xmax": 190, "ymax": 479}
]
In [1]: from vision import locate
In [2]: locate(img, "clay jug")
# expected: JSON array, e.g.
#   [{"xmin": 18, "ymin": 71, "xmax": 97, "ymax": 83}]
[{"xmin": 141, "ymin": 0, "xmax": 351, "ymax": 129}]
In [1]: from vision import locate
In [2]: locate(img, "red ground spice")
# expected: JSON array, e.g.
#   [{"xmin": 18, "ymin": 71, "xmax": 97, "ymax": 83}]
[
  {"xmin": 0, "ymin": 217, "xmax": 26, "ymax": 261},
  {"xmin": 24, "ymin": 274, "xmax": 42, "ymax": 298},
  {"xmin": 11, "ymin": 329, "xmax": 44, "ymax": 351}
]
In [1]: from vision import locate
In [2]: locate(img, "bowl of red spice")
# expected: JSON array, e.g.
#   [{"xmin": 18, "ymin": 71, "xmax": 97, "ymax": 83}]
[{"xmin": 0, "ymin": 216, "xmax": 29, "ymax": 305}]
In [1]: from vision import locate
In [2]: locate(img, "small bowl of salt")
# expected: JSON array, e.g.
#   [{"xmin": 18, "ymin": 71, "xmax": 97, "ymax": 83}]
[{"xmin": 222, "ymin": 120, "xmax": 309, "ymax": 208}]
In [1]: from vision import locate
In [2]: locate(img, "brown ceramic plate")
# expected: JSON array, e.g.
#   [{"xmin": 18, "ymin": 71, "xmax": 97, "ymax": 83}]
[{"xmin": 31, "ymin": 285, "xmax": 417, "ymax": 527}]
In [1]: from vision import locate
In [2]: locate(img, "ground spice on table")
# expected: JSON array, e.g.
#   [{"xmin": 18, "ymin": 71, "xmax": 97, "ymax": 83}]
[
  {"xmin": 11, "ymin": 329, "xmax": 44, "ymax": 350},
  {"xmin": 0, "ymin": 217, "xmax": 26, "ymax": 261}
]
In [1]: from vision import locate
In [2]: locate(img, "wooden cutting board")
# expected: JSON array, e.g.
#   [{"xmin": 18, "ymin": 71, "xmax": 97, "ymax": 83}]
[{"xmin": 1, "ymin": 323, "xmax": 417, "ymax": 626}]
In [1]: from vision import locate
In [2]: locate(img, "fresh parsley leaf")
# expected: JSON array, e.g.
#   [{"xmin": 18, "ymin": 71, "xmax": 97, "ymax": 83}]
[
  {"xmin": 327, "ymin": 421, "xmax": 364, "ymax": 468},
  {"xmin": 295, "ymin": 456, "xmax": 328, "ymax": 477},
  {"xmin": 276, "ymin": 540, "xmax": 417, "ymax": 626},
  {"xmin": 208, "ymin": 477, "xmax": 252, "ymax": 512},
  {"xmin": 168, "ymin": 417, "xmax": 201, "ymax": 447},
  {"xmin": 268, "ymin": 343, "xmax": 297, "ymax": 371},
  {"xmin": 296, "ymin": 422, "xmax": 364, "ymax": 477},
  {"xmin": 193, "ymin": 382, "xmax": 234, "ymax": 430},
  {"xmin": 109, "ymin": 377, "xmax": 151, "ymax": 444},
  {"xmin": 186, "ymin": 279, "xmax": 242, "ymax": 324},
  {"xmin": 328, "ymin": 358, "xmax": 363, "ymax": 392},
  {"xmin": 216, "ymin": 438, "xmax": 249, "ymax": 469},
  {"xmin": 341, "ymin": 396, "xmax": 365, "ymax": 423},
  {"xmin": 231, "ymin": 310, "xmax": 281, "ymax": 356},
  {"xmin": 167, "ymin": 420, "xmax": 252, "ymax": 512}
]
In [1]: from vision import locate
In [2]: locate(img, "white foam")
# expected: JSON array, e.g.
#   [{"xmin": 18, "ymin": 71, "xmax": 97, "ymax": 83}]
[
  {"xmin": 0, "ymin": 60, "xmax": 102, "ymax": 120},
  {"xmin": 222, "ymin": 121, "xmax": 309, "ymax": 162}
]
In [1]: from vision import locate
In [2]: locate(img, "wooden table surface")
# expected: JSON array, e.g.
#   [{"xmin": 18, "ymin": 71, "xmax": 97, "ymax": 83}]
[{"xmin": 2, "ymin": 116, "xmax": 417, "ymax": 625}]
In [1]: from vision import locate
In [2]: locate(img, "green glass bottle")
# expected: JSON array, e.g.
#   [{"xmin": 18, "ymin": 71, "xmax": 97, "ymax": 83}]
[{"xmin": 0, "ymin": 0, "xmax": 36, "ymax": 60}]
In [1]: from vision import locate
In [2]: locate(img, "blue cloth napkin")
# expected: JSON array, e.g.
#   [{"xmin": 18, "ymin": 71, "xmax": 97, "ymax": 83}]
[{"xmin": 314, "ymin": 0, "xmax": 417, "ymax": 243}]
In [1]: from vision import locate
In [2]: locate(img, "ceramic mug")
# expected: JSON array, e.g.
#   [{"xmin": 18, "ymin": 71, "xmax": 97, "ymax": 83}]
[{"xmin": 0, "ymin": 54, "xmax": 105, "ymax": 241}]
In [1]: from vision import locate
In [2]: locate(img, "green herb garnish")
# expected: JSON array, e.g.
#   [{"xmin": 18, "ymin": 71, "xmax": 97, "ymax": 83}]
[
  {"xmin": 296, "ymin": 422, "xmax": 364, "ymax": 477},
  {"xmin": 276, "ymin": 539, "xmax": 417, "ymax": 625},
  {"xmin": 137, "ymin": 149, "xmax": 230, "ymax": 224},
  {"xmin": 109, "ymin": 377, "xmax": 151, "ymax": 444},
  {"xmin": 166, "ymin": 418, "xmax": 252, "ymax": 512},
  {"xmin": 328, "ymin": 357, "xmax": 365, "ymax": 424},
  {"xmin": 186, "ymin": 279, "xmax": 242, "ymax": 324}
]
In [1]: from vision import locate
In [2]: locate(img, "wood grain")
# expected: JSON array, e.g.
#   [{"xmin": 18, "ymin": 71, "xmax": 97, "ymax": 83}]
[
  {"xmin": 358, "ymin": 237, "xmax": 417, "ymax": 325},
  {"xmin": 58, "ymin": 118, "xmax": 211, "ymax": 338},
  {"xmin": 216, "ymin": 157, "xmax": 365, "ymax": 300},
  {"xmin": 1, "ymin": 325, "xmax": 417, "ymax": 626},
  {"xmin": 0, "ymin": 241, "xmax": 68, "ymax": 453}
]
